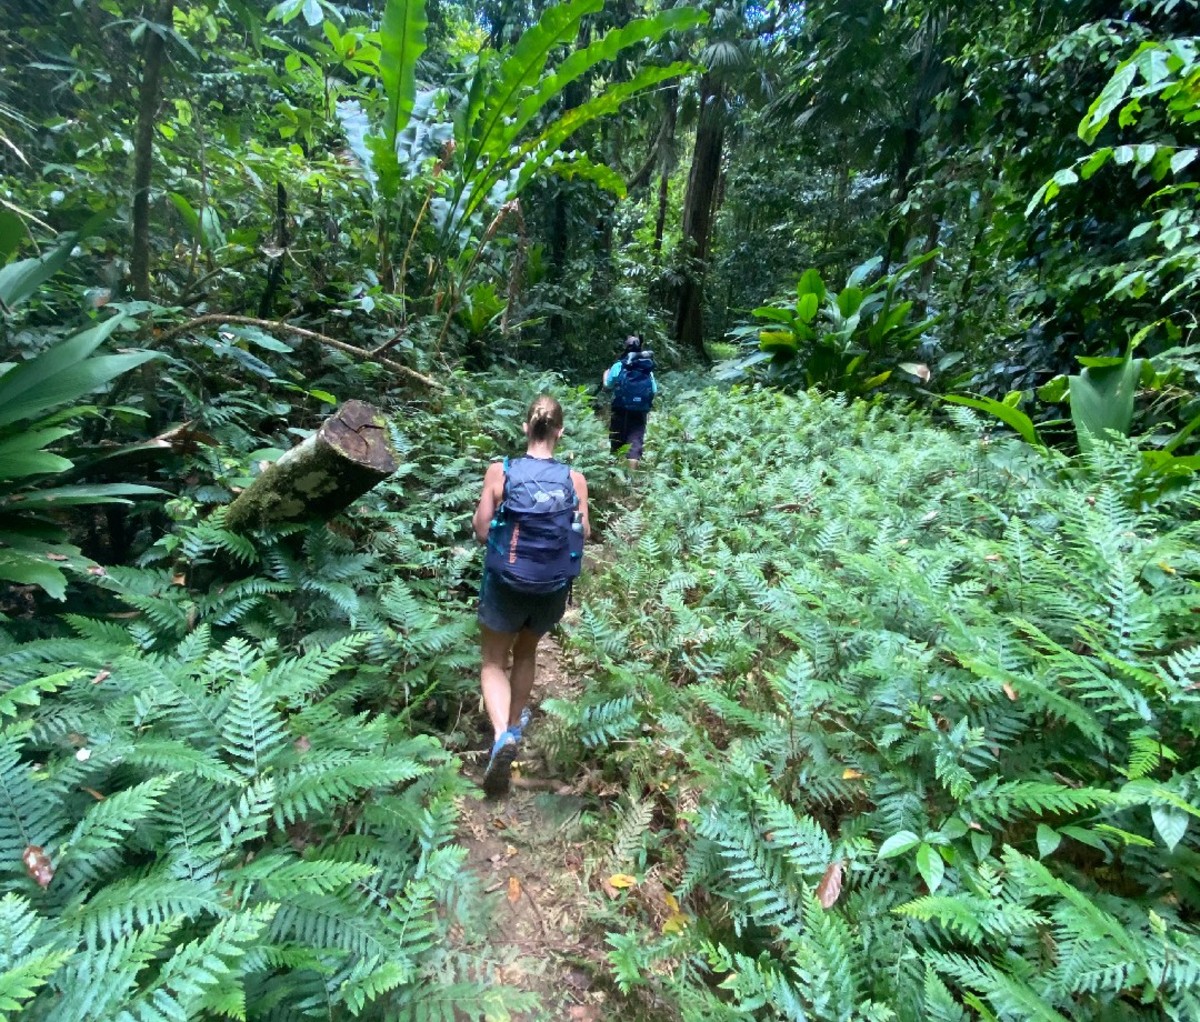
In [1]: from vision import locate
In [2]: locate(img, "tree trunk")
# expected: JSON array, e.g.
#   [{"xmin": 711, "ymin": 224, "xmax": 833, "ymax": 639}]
[
  {"xmin": 673, "ymin": 74, "xmax": 724, "ymax": 358},
  {"xmin": 258, "ymin": 182, "xmax": 289, "ymax": 318},
  {"xmin": 225, "ymin": 401, "xmax": 398, "ymax": 532},
  {"xmin": 653, "ymin": 84, "xmax": 679, "ymax": 256},
  {"xmin": 130, "ymin": 0, "xmax": 174, "ymax": 301}
]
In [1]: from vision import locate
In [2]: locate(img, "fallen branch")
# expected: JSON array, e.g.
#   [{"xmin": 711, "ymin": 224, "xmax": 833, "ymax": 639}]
[
  {"xmin": 154, "ymin": 313, "xmax": 443, "ymax": 391},
  {"xmin": 225, "ymin": 399, "xmax": 398, "ymax": 531}
]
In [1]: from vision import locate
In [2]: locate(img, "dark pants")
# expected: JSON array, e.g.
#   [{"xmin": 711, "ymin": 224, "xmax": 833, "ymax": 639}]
[{"xmin": 609, "ymin": 407, "xmax": 648, "ymax": 459}]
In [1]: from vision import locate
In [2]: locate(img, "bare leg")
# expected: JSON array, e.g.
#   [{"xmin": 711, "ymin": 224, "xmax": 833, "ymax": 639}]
[
  {"xmin": 480, "ymin": 624, "xmax": 516, "ymax": 742},
  {"xmin": 628, "ymin": 458, "xmax": 640, "ymax": 470},
  {"xmin": 508, "ymin": 629, "xmax": 540, "ymax": 728}
]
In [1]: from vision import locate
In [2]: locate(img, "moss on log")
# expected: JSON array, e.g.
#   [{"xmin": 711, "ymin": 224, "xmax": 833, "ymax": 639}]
[{"xmin": 225, "ymin": 400, "xmax": 398, "ymax": 532}]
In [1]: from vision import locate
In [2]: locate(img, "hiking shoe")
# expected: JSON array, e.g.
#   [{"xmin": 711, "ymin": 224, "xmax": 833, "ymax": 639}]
[
  {"xmin": 512, "ymin": 706, "xmax": 533, "ymax": 740},
  {"xmin": 483, "ymin": 731, "xmax": 519, "ymax": 797}
]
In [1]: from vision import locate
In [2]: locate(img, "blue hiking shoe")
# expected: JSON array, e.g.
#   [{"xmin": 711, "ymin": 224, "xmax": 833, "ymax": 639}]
[
  {"xmin": 512, "ymin": 706, "xmax": 533, "ymax": 740},
  {"xmin": 483, "ymin": 730, "xmax": 519, "ymax": 797}
]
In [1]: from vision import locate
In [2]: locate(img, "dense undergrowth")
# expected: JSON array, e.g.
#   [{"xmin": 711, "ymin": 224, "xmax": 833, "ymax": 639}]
[
  {"xmin": 0, "ymin": 374, "xmax": 618, "ymax": 1021},
  {"xmin": 559, "ymin": 384, "xmax": 1200, "ymax": 1021}
]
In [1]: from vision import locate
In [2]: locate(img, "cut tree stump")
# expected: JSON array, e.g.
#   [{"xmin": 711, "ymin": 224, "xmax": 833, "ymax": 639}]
[{"xmin": 225, "ymin": 400, "xmax": 398, "ymax": 532}]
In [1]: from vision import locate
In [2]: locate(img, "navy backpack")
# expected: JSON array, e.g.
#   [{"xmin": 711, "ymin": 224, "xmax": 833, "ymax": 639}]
[
  {"xmin": 613, "ymin": 352, "xmax": 655, "ymax": 411},
  {"xmin": 485, "ymin": 457, "xmax": 584, "ymax": 594}
]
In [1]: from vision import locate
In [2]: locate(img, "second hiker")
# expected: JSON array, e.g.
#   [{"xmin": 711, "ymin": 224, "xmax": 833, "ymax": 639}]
[
  {"xmin": 603, "ymin": 335, "xmax": 658, "ymax": 469},
  {"xmin": 471, "ymin": 394, "xmax": 590, "ymax": 797}
]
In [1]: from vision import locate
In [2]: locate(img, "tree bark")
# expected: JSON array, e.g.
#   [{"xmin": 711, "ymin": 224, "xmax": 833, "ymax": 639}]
[
  {"xmin": 653, "ymin": 85, "xmax": 679, "ymax": 256},
  {"xmin": 130, "ymin": 0, "xmax": 174, "ymax": 301},
  {"xmin": 673, "ymin": 74, "xmax": 724, "ymax": 357},
  {"xmin": 258, "ymin": 182, "xmax": 289, "ymax": 318},
  {"xmin": 225, "ymin": 400, "xmax": 398, "ymax": 532}
]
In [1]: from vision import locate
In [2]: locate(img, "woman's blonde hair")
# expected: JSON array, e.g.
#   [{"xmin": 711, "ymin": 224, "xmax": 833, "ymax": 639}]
[{"xmin": 526, "ymin": 394, "xmax": 564, "ymax": 443}]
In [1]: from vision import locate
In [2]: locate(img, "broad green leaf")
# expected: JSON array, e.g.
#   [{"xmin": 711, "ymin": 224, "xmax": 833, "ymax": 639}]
[
  {"xmin": 797, "ymin": 268, "xmax": 826, "ymax": 303},
  {"xmin": 1151, "ymin": 805, "xmax": 1188, "ymax": 852},
  {"xmin": 463, "ymin": 61, "xmax": 692, "ymax": 227},
  {"xmin": 759, "ymin": 331, "xmax": 797, "ymax": 355},
  {"xmin": 0, "ymin": 549, "xmax": 69, "ymax": 599},
  {"xmin": 0, "ymin": 450, "xmax": 73, "ymax": 480},
  {"xmin": 1080, "ymin": 61, "xmax": 1137, "ymax": 142},
  {"xmin": 0, "ymin": 235, "xmax": 74, "ymax": 310},
  {"xmin": 859, "ymin": 370, "xmax": 892, "ymax": 391},
  {"xmin": 168, "ymin": 192, "xmax": 201, "ymax": 239},
  {"xmin": 1068, "ymin": 357, "xmax": 1141, "ymax": 452},
  {"xmin": 837, "ymin": 286, "xmax": 864, "ymax": 318},
  {"xmin": 499, "ymin": 6, "xmax": 706, "ymax": 162},
  {"xmin": 335, "ymin": 99, "xmax": 377, "ymax": 195},
  {"xmin": 0, "ymin": 316, "xmax": 126, "ymax": 416},
  {"xmin": 379, "ymin": 0, "xmax": 429, "ymax": 158},
  {"xmin": 0, "ymin": 351, "xmax": 160, "ymax": 429},
  {"xmin": 200, "ymin": 207, "xmax": 225, "ymax": 251},
  {"xmin": 1080, "ymin": 148, "xmax": 1113, "ymax": 180},
  {"xmin": 752, "ymin": 307, "xmax": 797, "ymax": 325},
  {"xmin": 942, "ymin": 394, "xmax": 1043, "ymax": 448},
  {"xmin": 0, "ymin": 482, "xmax": 163, "ymax": 511},
  {"xmin": 877, "ymin": 831, "xmax": 921, "ymax": 859},
  {"xmin": 1036, "ymin": 825, "xmax": 1062, "ymax": 859},
  {"xmin": 1037, "ymin": 375, "xmax": 1069, "ymax": 403},
  {"xmin": 0, "ymin": 209, "xmax": 25, "ymax": 262},
  {"xmin": 846, "ymin": 256, "xmax": 881, "ymax": 289},
  {"xmin": 915, "ymin": 843, "xmax": 944, "ymax": 892},
  {"xmin": 797, "ymin": 293, "xmax": 819, "ymax": 323},
  {"xmin": 462, "ymin": 0, "xmax": 602, "ymax": 171}
]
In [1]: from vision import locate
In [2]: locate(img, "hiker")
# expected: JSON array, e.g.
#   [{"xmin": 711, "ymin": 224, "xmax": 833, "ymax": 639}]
[
  {"xmin": 603, "ymin": 335, "xmax": 658, "ymax": 469},
  {"xmin": 471, "ymin": 394, "xmax": 590, "ymax": 796}
]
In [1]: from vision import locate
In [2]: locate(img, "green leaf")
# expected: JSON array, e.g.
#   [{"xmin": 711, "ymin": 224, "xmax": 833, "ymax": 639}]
[
  {"xmin": 0, "ymin": 235, "xmax": 75, "ymax": 310},
  {"xmin": 378, "ymin": 0, "xmax": 429, "ymax": 173},
  {"xmin": 0, "ymin": 351, "xmax": 159, "ymax": 429},
  {"xmin": 168, "ymin": 192, "xmax": 201, "ymax": 240},
  {"xmin": 462, "ymin": 0, "xmax": 603, "ymax": 171},
  {"xmin": 0, "ymin": 209, "xmax": 26, "ymax": 262},
  {"xmin": 498, "ymin": 6, "xmax": 706, "ymax": 164},
  {"xmin": 1080, "ymin": 148, "xmax": 1113, "ymax": 180},
  {"xmin": 0, "ymin": 483, "xmax": 163, "ymax": 511},
  {"xmin": 915, "ymin": 843, "xmax": 944, "ymax": 892},
  {"xmin": 1080, "ymin": 61, "xmax": 1137, "ymax": 142},
  {"xmin": 1068, "ymin": 356, "xmax": 1141, "ymax": 452},
  {"xmin": 0, "ymin": 316, "xmax": 126, "ymax": 421},
  {"xmin": 941, "ymin": 394, "xmax": 1043, "ymax": 448},
  {"xmin": 0, "ymin": 549, "xmax": 69, "ymax": 599},
  {"xmin": 1036, "ymin": 825, "xmax": 1061, "ymax": 859},
  {"xmin": 796, "ymin": 293, "xmax": 819, "ymax": 323},
  {"xmin": 797, "ymin": 268, "xmax": 826, "ymax": 303},
  {"xmin": 1151, "ymin": 805, "xmax": 1188, "ymax": 852},
  {"xmin": 837, "ymin": 286, "xmax": 864, "ymax": 318},
  {"xmin": 877, "ymin": 831, "xmax": 921, "ymax": 859},
  {"xmin": 1036, "ymin": 375, "xmax": 1068, "ymax": 403}
]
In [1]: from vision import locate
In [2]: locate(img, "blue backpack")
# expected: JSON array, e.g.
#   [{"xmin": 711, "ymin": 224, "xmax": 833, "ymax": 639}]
[
  {"xmin": 485, "ymin": 457, "xmax": 584, "ymax": 594},
  {"xmin": 613, "ymin": 353, "xmax": 655, "ymax": 411}
]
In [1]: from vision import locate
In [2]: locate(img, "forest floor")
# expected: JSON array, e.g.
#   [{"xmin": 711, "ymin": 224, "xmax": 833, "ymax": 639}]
[{"xmin": 456, "ymin": 631, "xmax": 611, "ymax": 1021}]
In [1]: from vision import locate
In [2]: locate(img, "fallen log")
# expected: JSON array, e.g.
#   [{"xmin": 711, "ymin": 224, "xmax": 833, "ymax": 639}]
[{"xmin": 225, "ymin": 400, "xmax": 398, "ymax": 532}]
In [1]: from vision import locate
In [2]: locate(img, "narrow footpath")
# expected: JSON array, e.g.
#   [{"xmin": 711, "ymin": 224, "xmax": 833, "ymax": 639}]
[{"xmin": 457, "ymin": 637, "xmax": 609, "ymax": 1021}]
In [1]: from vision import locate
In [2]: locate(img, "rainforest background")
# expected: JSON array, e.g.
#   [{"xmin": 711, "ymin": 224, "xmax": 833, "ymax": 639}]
[{"xmin": 1, "ymin": 0, "xmax": 1199, "ymax": 1019}]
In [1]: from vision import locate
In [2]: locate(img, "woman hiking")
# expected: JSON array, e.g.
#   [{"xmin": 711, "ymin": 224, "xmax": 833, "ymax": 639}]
[
  {"xmin": 603, "ymin": 335, "xmax": 658, "ymax": 469},
  {"xmin": 472, "ymin": 395, "xmax": 591, "ymax": 796}
]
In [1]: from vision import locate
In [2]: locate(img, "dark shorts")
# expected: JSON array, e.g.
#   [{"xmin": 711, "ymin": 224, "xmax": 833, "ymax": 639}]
[
  {"xmin": 477, "ymin": 570, "xmax": 569, "ymax": 636},
  {"xmin": 610, "ymin": 407, "xmax": 648, "ymax": 459}
]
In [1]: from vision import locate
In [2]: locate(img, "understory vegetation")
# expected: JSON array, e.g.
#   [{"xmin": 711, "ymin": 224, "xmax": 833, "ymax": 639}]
[
  {"xmin": 564, "ymin": 387, "xmax": 1200, "ymax": 1021},
  {"xmin": 2, "ymin": 0, "xmax": 1200, "ymax": 1018},
  {"xmin": 0, "ymin": 379, "xmax": 615, "ymax": 1020}
]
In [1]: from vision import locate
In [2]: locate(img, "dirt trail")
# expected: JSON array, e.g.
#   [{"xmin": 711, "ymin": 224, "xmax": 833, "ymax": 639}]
[{"xmin": 457, "ymin": 635, "xmax": 609, "ymax": 1021}]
